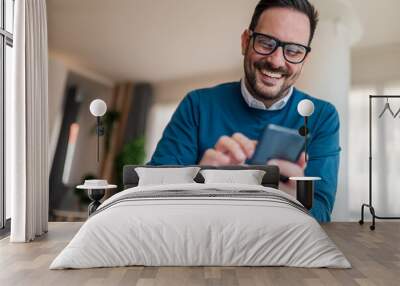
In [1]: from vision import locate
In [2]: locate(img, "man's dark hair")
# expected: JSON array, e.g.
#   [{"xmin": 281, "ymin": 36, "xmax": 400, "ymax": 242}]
[{"xmin": 249, "ymin": 0, "xmax": 319, "ymax": 45}]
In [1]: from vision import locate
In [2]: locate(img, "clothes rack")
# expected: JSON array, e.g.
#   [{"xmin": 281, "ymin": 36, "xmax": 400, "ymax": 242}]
[{"xmin": 359, "ymin": 95, "xmax": 400, "ymax": 230}]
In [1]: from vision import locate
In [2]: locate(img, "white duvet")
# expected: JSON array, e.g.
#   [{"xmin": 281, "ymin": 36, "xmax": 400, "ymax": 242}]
[{"xmin": 50, "ymin": 183, "xmax": 350, "ymax": 269}]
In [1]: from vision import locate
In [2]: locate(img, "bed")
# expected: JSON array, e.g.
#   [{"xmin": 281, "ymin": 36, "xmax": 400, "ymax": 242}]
[{"xmin": 50, "ymin": 165, "xmax": 350, "ymax": 269}]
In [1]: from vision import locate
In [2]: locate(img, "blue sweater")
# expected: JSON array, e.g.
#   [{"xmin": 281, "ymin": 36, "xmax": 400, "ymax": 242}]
[{"xmin": 149, "ymin": 81, "xmax": 341, "ymax": 222}]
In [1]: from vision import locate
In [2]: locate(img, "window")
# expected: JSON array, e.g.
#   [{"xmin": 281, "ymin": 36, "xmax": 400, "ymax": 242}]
[
  {"xmin": 145, "ymin": 104, "xmax": 177, "ymax": 163},
  {"xmin": 1, "ymin": 0, "xmax": 14, "ymax": 230}
]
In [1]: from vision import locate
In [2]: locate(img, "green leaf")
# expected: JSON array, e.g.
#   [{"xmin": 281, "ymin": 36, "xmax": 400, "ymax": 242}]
[{"xmin": 115, "ymin": 136, "xmax": 146, "ymax": 192}]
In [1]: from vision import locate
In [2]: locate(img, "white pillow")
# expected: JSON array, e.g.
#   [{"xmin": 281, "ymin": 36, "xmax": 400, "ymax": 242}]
[
  {"xmin": 200, "ymin": 169, "xmax": 266, "ymax": 185},
  {"xmin": 135, "ymin": 167, "xmax": 201, "ymax": 186}
]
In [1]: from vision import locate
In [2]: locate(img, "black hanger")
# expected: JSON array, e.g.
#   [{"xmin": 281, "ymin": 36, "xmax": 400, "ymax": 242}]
[{"xmin": 378, "ymin": 97, "xmax": 395, "ymax": 118}]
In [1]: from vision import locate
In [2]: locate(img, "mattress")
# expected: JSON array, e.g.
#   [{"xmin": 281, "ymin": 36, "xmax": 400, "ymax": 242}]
[{"xmin": 50, "ymin": 183, "xmax": 351, "ymax": 269}]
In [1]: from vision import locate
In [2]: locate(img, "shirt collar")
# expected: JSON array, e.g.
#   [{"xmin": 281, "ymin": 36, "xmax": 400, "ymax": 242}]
[{"xmin": 240, "ymin": 78, "xmax": 293, "ymax": 111}]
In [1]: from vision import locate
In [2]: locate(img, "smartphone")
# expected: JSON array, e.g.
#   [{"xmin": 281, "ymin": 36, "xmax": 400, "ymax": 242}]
[{"xmin": 248, "ymin": 124, "xmax": 306, "ymax": 165}]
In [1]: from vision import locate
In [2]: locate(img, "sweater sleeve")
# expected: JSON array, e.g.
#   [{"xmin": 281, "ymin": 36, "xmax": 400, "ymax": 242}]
[
  {"xmin": 148, "ymin": 92, "xmax": 200, "ymax": 165},
  {"xmin": 306, "ymin": 102, "xmax": 341, "ymax": 222}
]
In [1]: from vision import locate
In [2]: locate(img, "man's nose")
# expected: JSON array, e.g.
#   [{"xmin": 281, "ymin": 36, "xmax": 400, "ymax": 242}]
[{"xmin": 266, "ymin": 46, "xmax": 286, "ymax": 68}]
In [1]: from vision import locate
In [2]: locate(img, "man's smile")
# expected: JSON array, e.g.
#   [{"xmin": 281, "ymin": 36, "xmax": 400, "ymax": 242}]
[{"xmin": 258, "ymin": 67, "xmax": 285, "ymax": 86}]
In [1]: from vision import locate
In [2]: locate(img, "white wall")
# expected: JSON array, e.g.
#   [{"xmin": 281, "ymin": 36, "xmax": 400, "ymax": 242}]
[{"xmin": 352, "ymin": 44, "xmax": 400, "ymax": 86}]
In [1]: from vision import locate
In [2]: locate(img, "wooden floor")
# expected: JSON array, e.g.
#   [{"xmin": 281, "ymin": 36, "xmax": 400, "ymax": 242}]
[{"xmin": 0, "ymin": 222, "xmax": 399, "ymax": 286}]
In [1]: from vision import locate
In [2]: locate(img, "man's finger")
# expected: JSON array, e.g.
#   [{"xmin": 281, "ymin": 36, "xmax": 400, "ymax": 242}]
[
  {"xmin": 297, "ymin": 152, "xmax": 307, "ymax": 168},
  {"xmin": 267, "ymin": 159, "xmax": 304, "ymax": 178},
  {"xmin": 215, "ymin": 136, "xmax": 246, "ymax": 163},
  {"xmin": 232, "ymin": 132, "xmax": 257, "ymax": 158},
  {"xmin": 200, "ymin": 149, "xmax": 231, "ymax": 166}
]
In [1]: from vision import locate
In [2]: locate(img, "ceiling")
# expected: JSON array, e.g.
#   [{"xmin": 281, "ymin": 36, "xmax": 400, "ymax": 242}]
[
  {"xmin": 47, "ymin": 0, "xmax": 400, "ymax": 83},
  {"xmin": 350, "ymin": 0, "xmax": 400, "ymax": 49}
]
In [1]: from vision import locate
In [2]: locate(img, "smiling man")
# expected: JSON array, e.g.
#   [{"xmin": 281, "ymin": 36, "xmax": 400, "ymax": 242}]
[{"xmin": 149, "ymin": 0, "xmax": 341, "ymax": 223}]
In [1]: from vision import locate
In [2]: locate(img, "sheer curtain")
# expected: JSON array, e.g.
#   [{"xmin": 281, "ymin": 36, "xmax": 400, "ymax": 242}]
[
  {"xmin": 348, "ymin": 83, "xmax": 400, "ymax": 219},
  {"xmin": 7, "ymin": 0, "xmax": 49, "ymax": 242}
]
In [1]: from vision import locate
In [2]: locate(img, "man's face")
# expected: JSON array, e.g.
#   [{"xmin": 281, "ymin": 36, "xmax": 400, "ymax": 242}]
[{"xmin": 241, "ymin": 7, "xmax": 311, "ymax": 103}]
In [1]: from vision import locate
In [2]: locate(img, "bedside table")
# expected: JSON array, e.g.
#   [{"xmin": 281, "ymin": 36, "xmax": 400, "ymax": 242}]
[
  {"xmin": 76, "ymin": 182, "xmax": 117, "ymax": 216},
  {"xmin": 289, "ymin": 177, "xmax": 321, "ymax": 210}
]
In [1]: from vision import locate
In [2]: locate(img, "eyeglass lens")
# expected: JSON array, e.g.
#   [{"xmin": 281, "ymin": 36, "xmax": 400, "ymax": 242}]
[{"xmin": 253, "ymin": 34, "xmax": 307, "ymax": 63}]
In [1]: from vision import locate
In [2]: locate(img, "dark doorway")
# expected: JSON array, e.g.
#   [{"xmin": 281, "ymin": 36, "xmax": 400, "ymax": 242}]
[{"xmin": 49, "ymin": 85, "xmax": 82, "ymax": 220}]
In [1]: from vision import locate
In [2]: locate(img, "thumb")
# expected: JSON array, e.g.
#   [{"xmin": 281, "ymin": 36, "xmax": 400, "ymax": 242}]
[{"xmin": 297, "ymin": 152, "xmax": 307, "ymax": 169}]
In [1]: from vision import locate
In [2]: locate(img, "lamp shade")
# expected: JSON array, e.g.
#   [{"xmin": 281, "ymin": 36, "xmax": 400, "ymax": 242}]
[
  {"xmin": 89, "ymin": 99, "xmax": 107, "ymax": 117},
  {"xmin": 297, "ymin": 99, "xmax": 314, "ymax": 117}
]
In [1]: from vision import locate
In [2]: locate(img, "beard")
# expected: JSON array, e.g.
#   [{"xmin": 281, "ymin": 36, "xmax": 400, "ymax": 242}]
[{"xmin": 244, "ymin": 57, "xmax": 297, "ymax": 102}]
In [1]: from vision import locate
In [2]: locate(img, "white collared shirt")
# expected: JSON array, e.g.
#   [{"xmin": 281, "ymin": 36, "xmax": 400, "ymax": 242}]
[{"xmin": 241, "ymin": 79, "xmax": 293, "ymax": 111}]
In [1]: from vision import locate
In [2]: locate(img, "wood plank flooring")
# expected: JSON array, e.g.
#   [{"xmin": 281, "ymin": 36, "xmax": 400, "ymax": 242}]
[{"xmin": 0, "ymin": 222, "xmax": 399, "ymax": 286}]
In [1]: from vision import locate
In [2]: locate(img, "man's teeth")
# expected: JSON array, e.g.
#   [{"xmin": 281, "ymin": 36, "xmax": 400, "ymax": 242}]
[{"xmin": 260, "ymin": 69, "xmax": 283, "ymax": 79}]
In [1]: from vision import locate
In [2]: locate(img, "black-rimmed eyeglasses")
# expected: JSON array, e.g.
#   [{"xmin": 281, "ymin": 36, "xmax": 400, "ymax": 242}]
[{"xmin": 249, "ymin": 30, "xmax": 311, "ymax": 64}]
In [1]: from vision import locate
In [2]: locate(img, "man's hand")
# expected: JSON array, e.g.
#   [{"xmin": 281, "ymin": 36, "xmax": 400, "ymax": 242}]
[
  {"xmin": 267, "ymin": 152, "xmax": 307, "ymax": 197},
  {"xmin": 199, "ymin": 133, "xmax": 257, "ymax": 165},
  {"xmin": 200, "ymin": 133, "xmax": 306, "ymax": 198}
]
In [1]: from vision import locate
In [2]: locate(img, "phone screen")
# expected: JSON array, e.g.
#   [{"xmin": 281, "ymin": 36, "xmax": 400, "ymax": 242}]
[{"xmin": 248, "ymin": 124, "xmax": 306, "ymax": 165}]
